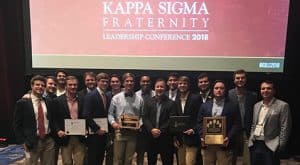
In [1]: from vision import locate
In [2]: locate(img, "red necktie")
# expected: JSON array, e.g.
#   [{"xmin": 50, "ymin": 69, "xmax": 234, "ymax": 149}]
[
  {"xmin": 101, "ymin": 93, "xmax": 107, "ymax": 110},
  {"xmin": 38, "ymin": 101, "xmax": 46, "ymax": 138}
]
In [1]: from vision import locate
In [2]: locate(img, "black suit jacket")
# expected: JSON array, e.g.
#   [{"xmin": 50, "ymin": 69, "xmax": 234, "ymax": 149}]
[
  {"xmin": 228, "ymin": 88, "xmax": 257, "ymax": 137},
  {"xmin": 174, "ymin": 93, "xmax": 201, "ymax": 146},
  {"xmin": 52, "ymin": 94, "xmax": 85, "ymax": 146},
  {"xmin": 13, "ymin": 97, "xmax": 55, "ymax": 149},
  {"xmin": 143, "ymin": 95, "xmax": 176, "ymax": 134},
  {"xmin": 83, "ymin": 89, "xmax": 110, "ymax": 133}
]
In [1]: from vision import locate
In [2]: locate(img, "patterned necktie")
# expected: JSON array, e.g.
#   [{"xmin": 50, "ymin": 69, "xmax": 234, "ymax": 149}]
[{"xmin": 37, "ymin": 101, "xmax": 46, "ymax": 138}]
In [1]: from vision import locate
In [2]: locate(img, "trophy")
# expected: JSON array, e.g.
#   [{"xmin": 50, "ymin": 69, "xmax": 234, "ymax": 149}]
[
  {"xmin": 203, "ymin": 116, "xmax": 226, "ymax": 145},
  {"xmin": 119, "ymin": 114, "xmax": 140, "ymax": 129}
]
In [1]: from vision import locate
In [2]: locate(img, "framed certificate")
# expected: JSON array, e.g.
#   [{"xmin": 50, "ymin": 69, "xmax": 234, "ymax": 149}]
[
  {"xmin": 91, "ymin": 118, "xmax": 108, "ymax": 132},
  {"xmin": 119, "ymin": 114, "xmax": 139, "ymax": 129},
  {"xmin": 203, "ymin": 116, "xmax": 226, "ymax": 145},
  {"xmin": 65, "ymin": 119, "xmax": 86, "ymax": 135},
  {"xmin": 169, "ymin": 116, "xmax": 190, "ymax": 134}
]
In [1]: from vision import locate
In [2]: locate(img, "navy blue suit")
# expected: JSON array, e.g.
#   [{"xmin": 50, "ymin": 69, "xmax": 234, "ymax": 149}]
[
  {"xmin": 14, "ymin": 97, "xmax": 55, "ymax": 150},
  {"xmin": 83, "ymin": 89, "xmax": 110, "ymax": 165},
  {"xmin": 196, "ymin": 98, "xmax": 241, "ymax": 148}
]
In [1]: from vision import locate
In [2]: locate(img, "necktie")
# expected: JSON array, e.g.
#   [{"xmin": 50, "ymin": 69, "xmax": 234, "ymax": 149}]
[
  {"xmin": 37, "ymin": 101, "xmax": 46, "ymax": 138},
  {"xmin": 101, "ymin": 93, "xmax": 107, "ymax": 110}
]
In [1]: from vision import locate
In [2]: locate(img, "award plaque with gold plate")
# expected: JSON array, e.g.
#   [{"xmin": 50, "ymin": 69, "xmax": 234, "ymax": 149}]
[
  {"xmin": 203, "ymin": 116, "xmax": 226, "ymax": 145},
  {"xmin": 119, "ymin": 114, "xmax": 140, "ymax": 129}
]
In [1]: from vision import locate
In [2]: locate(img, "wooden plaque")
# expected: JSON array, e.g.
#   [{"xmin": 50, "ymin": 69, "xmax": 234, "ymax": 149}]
[
  {"xmin": 203, "ymin": 116, "xmax": 226, "ymax": 145},
  {"xmin": 119, "ymin": 114, "xmax": 140, "ymax": 129}
]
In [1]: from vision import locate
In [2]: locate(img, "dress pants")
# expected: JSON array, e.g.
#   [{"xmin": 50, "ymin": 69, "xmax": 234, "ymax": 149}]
[
  {"xmin": 86, "ymin": 134, "xmax": 107, "ymax": 165},
  {"xmin": 25, "ymin": 135, "xmax": 55, "ymax": 165},
  {"xmin": 250, "ymin": 140, "xmax": 280, "ymax": 165}
]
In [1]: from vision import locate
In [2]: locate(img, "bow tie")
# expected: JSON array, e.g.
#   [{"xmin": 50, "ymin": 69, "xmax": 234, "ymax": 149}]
[{"xmin": 125, "ymin": 92, "xmax": 134, "ymax": 97}]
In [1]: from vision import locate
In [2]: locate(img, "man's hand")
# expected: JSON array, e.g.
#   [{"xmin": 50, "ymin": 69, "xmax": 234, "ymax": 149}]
[
  {"xmin": 112, "ymin": 122, "xmax": 120, "ymax": 129},
  {"xmin": 57, "ymin": 130, "xmax": 65, "ymax": 138},
  {"xmin": 151, "ymin": 128, "xmax": 161, "ymax": 138},
  {"xmin": 201, "ymin": 138, "xmax": 208, "ymax": 148},
  {"xmin": 97, "ymin": 129, "xmax": 107, "ymax": 135},
  {"xmin": 183, "ymin": 129, "xmax": 194, "ymax": 135},
  {"xmin": 174, "ymin": 139, "xmax": 181, "ymax": 148},
  {"xmin": 222, "ymin": 137, "xmax": 229, "ymax": 147}
]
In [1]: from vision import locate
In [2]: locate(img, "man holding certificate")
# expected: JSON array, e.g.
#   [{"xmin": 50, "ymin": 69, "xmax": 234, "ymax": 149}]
[
  {"xmin": 108, "ymin": 73, "xmax": 144, "ymax": 165},
  {"xmin": 83, "ymin": 72, "xmax": 110, "ymax": 165},
  {"xmin": 196, "ymin": 80, "xmax": 241, "ymax": 165},
  {"xmin": 53, "ymin": 76, "xmax": 86, "ymax": 165}
]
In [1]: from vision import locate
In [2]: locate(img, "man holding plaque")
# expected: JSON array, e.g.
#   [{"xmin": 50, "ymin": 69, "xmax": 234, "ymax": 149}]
[
  {"xmin": 83, "ymin": 72, "xmax": 110, "ymax": 165},
  {"xmin": 197, "ymin": 80, "xmax": 241, "ymax": 165},
  {"xmin": 173, "ymin": 76, "xmax": 201, "ymax": 165},
  {"xmin": 53, "ymin": 76, "xmax": 86, "ymax": 165},
  {"xmin": 108, "ymin": 73, "xmax": 144, "ymax": 165}
]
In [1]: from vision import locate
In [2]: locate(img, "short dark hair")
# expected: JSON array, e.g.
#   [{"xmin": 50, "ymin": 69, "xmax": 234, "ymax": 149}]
[
  {"xmin": 46, "ymin": 76, "xmax": 57, "ymax": 83},
  {"xmin": 167, "ymin": 72, "xmax": 179, "ymax": 79},
  {"xmin": 110, "ymin": 74, "xmax": 121, "ymax": 81},
  {"xmin": 212, "ymin": 80, "xmax": 226, "ymax": 89},
  {"xmin": 55, "ymin": 69, "xmax": 67, "ymax": 77},
  {"xmin": 197, "ymin": 72, "xmax": 209, "ymax": 80},
  {"xmin": 233, "ymin": 69, "xmax": 247, "ymax": 79},
  {"xmin": 30, "ymin": 75, "xmax": 46, "ymax": 85},
  {"xmin": 178, "ymin": 76, "xmax": 190, "ymax": 84}
]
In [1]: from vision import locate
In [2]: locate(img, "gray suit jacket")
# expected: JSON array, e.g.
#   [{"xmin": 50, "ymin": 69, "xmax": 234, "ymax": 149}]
[{"xmin": 248, "ymin": 98, "xmax": 292, "ymax": 152}]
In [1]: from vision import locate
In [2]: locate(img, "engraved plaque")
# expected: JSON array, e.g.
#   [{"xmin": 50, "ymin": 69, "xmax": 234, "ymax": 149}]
[
  {"xmin": 203, "ymin": 116, "xmax": 226, "ymax": 145},
  {"xmin": 119, "ymin": 114, "xmax": 139, "ymax": 129},
  {"xmin": 169, "ymin": 116, "xmax": 190, "ymax": 134}
]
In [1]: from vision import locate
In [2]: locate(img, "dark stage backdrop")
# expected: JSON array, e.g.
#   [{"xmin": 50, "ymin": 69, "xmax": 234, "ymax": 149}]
[{"xmin": 0, "ymin": 0, "xmax": 299, "ymax": 157}]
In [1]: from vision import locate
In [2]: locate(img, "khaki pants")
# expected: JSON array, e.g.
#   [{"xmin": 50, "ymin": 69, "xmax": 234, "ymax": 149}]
[
  {"xmin": 25, "ymin": 136, "xmax": 55, "ymax": 165},
  {"xmin": 177, "ymin": 144, "xmax": 198, "ymax": 165},
  {"xmin": 201, "ymin": 146, "xmax": 233, "ymax": 165},
  {"xmin": 61, "ymin": 136, "xmax": 86, "ymax": 165},
  {"xmin": 113, "ymin": 129, "xmax": 137, "ymax": 165}
]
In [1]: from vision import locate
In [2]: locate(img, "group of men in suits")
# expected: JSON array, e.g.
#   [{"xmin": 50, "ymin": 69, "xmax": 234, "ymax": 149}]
[{"xmin": 13, "ymin": 69, "xmax": 292, "ymax": 165}]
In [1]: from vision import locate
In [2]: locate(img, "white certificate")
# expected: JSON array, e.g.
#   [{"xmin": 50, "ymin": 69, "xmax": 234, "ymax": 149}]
[
  {"xmin": 89, "ymin": 118, "xmax": 108, "ymax": 133},
  {"xmin": 65, "ymin": 119, "xmax": 86, "ymax": 135}
]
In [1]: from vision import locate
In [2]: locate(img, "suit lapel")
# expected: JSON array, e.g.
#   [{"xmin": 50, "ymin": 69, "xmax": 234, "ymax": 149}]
[{"xmin": 62, "ymin": 95, "xmax": 71, "ymax": 117}]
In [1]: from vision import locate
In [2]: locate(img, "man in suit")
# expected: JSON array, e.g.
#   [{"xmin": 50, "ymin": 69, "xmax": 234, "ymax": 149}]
[
  {"xmin": 13, "ymin": 75, "xmax": 56, "ymax": 165},
  {"xmin": 174, "ymin": 76, "xmax": 201, "ymax": 165},
  {"xmin": 197, "ymin": 72, "xmax": 213, "ymax": 103},
  {"xmin": 55, "ymin": 69, "xmax": 67, "ymax": 96},
  {"xmin": 248, "ymin": 80, "xmax": 292, "ymax": 165},
  {"xmin": 228, "ymin": 69, "xmax": 257, "ymax": 165},
  {"xmin": 43, "ymin": 76, "xmax": 58, "ymax": 100},
  {"xmin": 143, "ymin": 78, "xmax": 176, "ymax": 164},
  {"xmin": 166, "ymin": 72, "xmax": 179, "ymax": 101},
  {"xmin": 83, "ymin": 72, "xmax": 110, "ymax": 165},
  {"xmin": 78, "ymin": 71, "xmax": 96, "ymax": 98},
  {"xmin": 197, "ymin": 80, "xmax": 241, "ymax": 165},
  {"xmin": 53, "ymin": 76, "xmax": 86, "ymax": 165}
]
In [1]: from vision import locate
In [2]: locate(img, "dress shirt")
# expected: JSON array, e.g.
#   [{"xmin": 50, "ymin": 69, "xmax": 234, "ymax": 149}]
[
  {"xmin": 108, "ymin": 91, "xmax": 144, "ymax": 125},
  {"xmin": 31, "ymin": 94, "xmax": 49, "ymax": 134}
]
